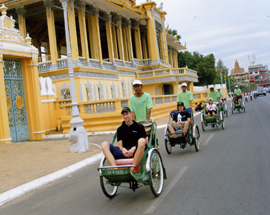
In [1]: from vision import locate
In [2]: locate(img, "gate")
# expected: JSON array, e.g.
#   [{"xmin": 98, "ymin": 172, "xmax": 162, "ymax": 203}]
[{"xmin": 4, "ymin": 59, "xmax": 29, "ymax": 142}]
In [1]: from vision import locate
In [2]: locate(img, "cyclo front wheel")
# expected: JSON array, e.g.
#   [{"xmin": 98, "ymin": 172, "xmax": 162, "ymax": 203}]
[
  {"xmin": 193, "ymin": 125, "xmax": 200, "ymax": 152},
  {"xmin": 148, "ymin": 150, "xmax": 164, "ymax": 197},
  {"xmin": 165, "ymin": 129, "xmax": 172, "ymax": 154},
  {"xmin": 100, "ymin": 158, "xmax": 118, "ymax": 198}
]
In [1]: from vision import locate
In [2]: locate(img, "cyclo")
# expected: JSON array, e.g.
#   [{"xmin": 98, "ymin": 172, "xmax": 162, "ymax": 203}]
[
  {"xmin": 219, "ymin": 98, "xmax": 228, "ymax": 117},
  {"xmin": 201, "ymin": 99, "xmax": 225, "ymax": 131},
  {"xmin": 98, "ymin": 120, "xmax": 166, "ymax": 198},
  {"xmin": 164, "ymin": 105, "xmax": 200, "ymax": 154},
  {"xmin": 231, "ymin": 94, "xmax": 245, "ymax": 113}
]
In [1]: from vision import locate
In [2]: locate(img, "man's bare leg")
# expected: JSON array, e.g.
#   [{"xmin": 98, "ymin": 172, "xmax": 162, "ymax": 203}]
[
  {"xmin": 167, "ymin": 123, "xmax": 175, "ymax": 134},
  {"xmin": 131, "ymin": 138, "xmax": 145, "ymax": 172},
  {"xmin": 183, "ymin": 121, "xmax": 189, "ymax": 134},
  {"xmin": 101, "ymin": 141, "xmax": 116, "ymax": 166}
]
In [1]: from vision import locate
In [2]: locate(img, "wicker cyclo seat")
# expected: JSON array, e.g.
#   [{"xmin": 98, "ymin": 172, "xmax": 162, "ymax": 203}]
[{"xmin": 137, "ymin": 120, "xmax": 154, "ymax": 135}]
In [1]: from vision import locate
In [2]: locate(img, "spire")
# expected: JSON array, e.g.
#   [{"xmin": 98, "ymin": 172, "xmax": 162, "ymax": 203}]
[{"xmin": 235, "ymin": 60, "xmax": 239, "ymax": 69}]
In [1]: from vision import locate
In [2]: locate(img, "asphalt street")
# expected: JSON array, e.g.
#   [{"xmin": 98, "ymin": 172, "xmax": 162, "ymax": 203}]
[{"xmin": 1, "ymin": 95, "xmax": 270, "ymax": 215}]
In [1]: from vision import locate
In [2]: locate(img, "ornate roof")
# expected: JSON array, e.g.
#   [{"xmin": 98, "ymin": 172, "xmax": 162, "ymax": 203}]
[{"xmin": 0, "ymin": 4, "xmax": 38, "ymax": 58}]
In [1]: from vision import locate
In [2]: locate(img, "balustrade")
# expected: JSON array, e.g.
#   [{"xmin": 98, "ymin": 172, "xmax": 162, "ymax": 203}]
[
  {"xmin": 38, "ymin": 61, "xmax": 51, "ymax": 72},
  {"xmin": 84, "ymin": 102, "xmax": 116, "ymax": 115},
  {"xmin": 57, "ymin": 58, "xmax": 68, "ymax": 68}
]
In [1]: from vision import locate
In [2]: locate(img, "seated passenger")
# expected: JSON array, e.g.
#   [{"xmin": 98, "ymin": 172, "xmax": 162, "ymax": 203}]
[
  {"xmin": 195, "ymin": 102, "xmax": 203, "ymax": 111},
  {"xmin": 206, "ymin": 98, "xmax": 218, "ymax": 117},
  {"xmin": 101, "ymin": 107, "xmax": 146, "ymax": 173},
  {"xmin": 233, "ymin": 94, "xmax": 240, "ymax": 104},
  {"xmin": 167, "ymin": 102, "xmax": 191, "ymax": 138}
]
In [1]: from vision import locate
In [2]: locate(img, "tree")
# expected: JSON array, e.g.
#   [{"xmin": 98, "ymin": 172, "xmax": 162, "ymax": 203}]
[
  {"xmin": 168, "ymin": 28, "xmax": 181, "ymax": 44},
  {"xmin": 177, "ymin": 51, "xmax": 217, "ymax": 86},
  {"xmin": 215, "ymin": 59, "xmax": 229, "ymax": 84}
]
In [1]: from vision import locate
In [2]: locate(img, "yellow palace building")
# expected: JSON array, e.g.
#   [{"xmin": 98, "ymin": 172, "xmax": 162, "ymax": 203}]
[{"xmin": 0, "ymin": 0, "xmax": 200, "ymax": 143}]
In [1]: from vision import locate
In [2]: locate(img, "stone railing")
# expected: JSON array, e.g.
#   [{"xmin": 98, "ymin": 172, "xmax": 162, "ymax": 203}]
[
  {"xmin": 57, "ymin": 58, "xmax": 68, "ymax": 68},
  {"xmin": 137, "ymin": 67, "xmax": 198, "ymax": 79},
  {"xmin": 174, "ymin": 68, "xmax": 197, "ymax": 76},
  {"xmin": 60, "ymin": 99, "xmax": 127, "ymax": 116},
  {"xmin": 84, "ymin": 101, "xmax": 116, "ymax": 114},
  {"xmin": 57, "ymin": 92, "xmax": 210, "ymax": 133},
  {"xmin": 38, "ymin": 61, "xmax": 51, "ymax": 72}
]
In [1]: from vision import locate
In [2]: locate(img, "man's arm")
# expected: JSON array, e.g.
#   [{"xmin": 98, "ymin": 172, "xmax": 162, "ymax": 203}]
[
  {"xmin": 177, "ymin": 93, "xmax": 180, "ymax": 103},
  {"xmin": 190, "ymin": 100, "xmax": 193, "ymax": 109},
  {"xmin": 131, "ymin": 112, "xmax": 136, "ymax": 121},
  {"xmin": 118, "ymin": 140, "xmax": 129, "ymax": 157},
  {"xmin": 146, "ymin": 108, "xmax": 151, "ymax": 121}
]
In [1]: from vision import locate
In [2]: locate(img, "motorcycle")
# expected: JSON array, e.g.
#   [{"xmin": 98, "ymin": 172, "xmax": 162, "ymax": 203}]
[{"xmin": 245, "ymin": 94, "xmax": 248, "ymax": 102}]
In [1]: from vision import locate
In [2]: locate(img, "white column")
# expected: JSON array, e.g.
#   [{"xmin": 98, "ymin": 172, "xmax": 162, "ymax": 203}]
[{"xmin": 60, "ymin": 0, "xmax": 89, "ymax": 153}]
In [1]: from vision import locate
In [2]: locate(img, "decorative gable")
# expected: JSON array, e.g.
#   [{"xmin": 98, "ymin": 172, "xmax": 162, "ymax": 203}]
[{"xmin": 0, "ymin": 4, "xmax": 38, "ymax": 58}]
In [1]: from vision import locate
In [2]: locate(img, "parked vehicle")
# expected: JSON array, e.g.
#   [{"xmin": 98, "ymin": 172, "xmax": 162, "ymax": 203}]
[{"xmin": 254, "ymin": 87, "xmax": 266, "ymax": 97}]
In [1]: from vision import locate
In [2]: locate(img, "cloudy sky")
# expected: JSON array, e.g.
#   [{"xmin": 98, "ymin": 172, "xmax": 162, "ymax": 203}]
[{"xmin": 135, "ymin": 0, "xmax": 270, "ymax": 74}]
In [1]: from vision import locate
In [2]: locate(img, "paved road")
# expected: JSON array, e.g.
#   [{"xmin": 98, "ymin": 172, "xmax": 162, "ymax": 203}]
[{"xmin": 1, "ymin": 95, "xmax": 270, "ymax": 215}]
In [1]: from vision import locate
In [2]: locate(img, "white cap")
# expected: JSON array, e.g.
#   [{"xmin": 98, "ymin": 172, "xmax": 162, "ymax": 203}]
[
  {"xmin": 209, "ymin": 85, "xmax": 214, "ymax": 89},
  {"xmin": 181, "ymin": 82, "xmax": 187, "ymax": 87},
  {"xmin": 235, "ymin": 85, "xmax": 238, "ymax": 87},
  {"xmin": 217, "ymin": 86, "xmax": 221, "ymax": 90},
  {"xmin": 133, "ymin": 80, "xmax": 142, "ymax": 86},
  {"xmin": 208, "ymin": 98, "xmax": 213, "ymax": 101}
]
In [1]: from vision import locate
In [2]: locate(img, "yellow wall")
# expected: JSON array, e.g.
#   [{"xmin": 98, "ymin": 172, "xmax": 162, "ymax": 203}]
[{"xmin": 41, "ymin": 95, "xmax": 57, "ymax": 133}]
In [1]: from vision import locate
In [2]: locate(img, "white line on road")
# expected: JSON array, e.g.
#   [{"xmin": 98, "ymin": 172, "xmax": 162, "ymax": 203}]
[
  {"xmin": 203, "ymin": 133, "xmax": 215, "ymax": 146},
  {"xmin": 261, "ymin": 98, "xmax": 270, "ymax": 104},
  {"xmin": 144, "ymin": 166, "xmax": 189, "ymax": 214}
]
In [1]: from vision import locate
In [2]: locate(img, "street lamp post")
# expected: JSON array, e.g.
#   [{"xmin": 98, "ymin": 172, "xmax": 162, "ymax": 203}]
[
  {"xmin": 224, "ymin": 75, "xmax": 227, "ymax": 93},
  {"xmin": 60, "ymin": 0, "xmax": 89, "ymax": 153},
  {"xmin": 220, "ymin": 73, "xmax": 223, "ymax": 84},
  {"xmin": 228, "ymin": 77, "xmax": 231, "ymax": 95}
]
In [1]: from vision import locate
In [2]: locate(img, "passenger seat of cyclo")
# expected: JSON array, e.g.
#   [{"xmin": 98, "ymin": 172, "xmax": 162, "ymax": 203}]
[
  {"xmin": 170, "ymin": 109, "xmax": 191, "ymax": 122},
  {"xmin": 114, "ymin": 136, "xmax": 149, "ymax": 173}
]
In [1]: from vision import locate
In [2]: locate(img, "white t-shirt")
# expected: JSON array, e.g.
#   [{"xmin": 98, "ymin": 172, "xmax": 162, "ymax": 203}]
[{"xmin": 206, "ymin": 103, "xmax": 216, "ymax": 111}]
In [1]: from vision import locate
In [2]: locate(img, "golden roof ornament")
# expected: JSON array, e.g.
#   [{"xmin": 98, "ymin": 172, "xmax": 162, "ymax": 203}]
[{"xmin": 0, "ymin": 4, "xmax": 7, "ymax": 16}]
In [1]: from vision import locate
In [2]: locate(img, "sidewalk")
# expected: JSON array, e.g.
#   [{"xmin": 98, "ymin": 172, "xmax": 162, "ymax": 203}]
[{"xmin": 0, "ymin": 114, "xmax": 197, "ymax": 206}]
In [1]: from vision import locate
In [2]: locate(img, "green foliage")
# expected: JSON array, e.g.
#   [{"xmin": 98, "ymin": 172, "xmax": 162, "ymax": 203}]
[
  {"xmin": 178, "ymin": 51, "xmax": 217, "ymax": 86},
  {"xmin": 168, "ymin": 28, "xmax": 181, "ymax": 44},
  {"xmin": 250, "ymin": 83, "xmax": 258, "ymax": 90},
  {"xmin": 215, "ymin": 59, "xmax": 229, "ymax": 84}
]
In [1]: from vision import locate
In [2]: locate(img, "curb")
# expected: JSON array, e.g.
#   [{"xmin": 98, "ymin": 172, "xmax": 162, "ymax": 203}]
[{"xmin": 0, "ymin": 144, "xmax": 103, "ymax": 206}]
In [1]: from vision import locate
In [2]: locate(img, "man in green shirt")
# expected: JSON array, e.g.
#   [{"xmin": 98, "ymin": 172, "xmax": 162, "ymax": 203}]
[
  {"xmin": 208, "ymin": 85, "xmax": 220, "ymax": 101},
  {"xmin": 234, "ymin": 85, "xmax": 242, "ymax": 96},
  {"xmin": 217, "ymin": 87, "xmax": 223, "ymax": 100},
  {"xmin": 129, "ymin": 80, "xmax": 153, "ymax": 121},
  {"xmin": 177, "ymin": 82, "xmax": 194, "ymax": 110}
]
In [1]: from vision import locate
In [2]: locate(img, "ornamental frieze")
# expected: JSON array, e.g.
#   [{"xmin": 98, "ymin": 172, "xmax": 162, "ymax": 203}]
[
  {"xmin": 111, "ymin": 0, "xmax": 134, "ymax": 7},
  {"xmin": 0, "ymin": 33, "xmax": 22, "ymax": 44}
]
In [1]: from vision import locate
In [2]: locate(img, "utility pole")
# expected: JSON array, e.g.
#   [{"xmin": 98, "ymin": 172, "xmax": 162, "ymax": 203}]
[{"xmin": 60, "ymin": 0, "xmax": 89, "ymax": 152}]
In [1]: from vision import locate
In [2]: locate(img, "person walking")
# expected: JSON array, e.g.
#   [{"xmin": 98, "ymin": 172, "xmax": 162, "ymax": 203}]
[
  {"xmin": 129, "ymin": 80, "xmax": 153, "ymax": 122},
  {"xmin": 177, "ymin": 82, "xmax": 194, "ymax": 111}
]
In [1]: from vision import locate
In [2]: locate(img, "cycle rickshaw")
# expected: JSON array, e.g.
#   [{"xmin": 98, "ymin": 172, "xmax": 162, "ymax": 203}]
[
  {"xmin": 231, "ymin": 95, "xmax": 245, "ymax": 113},
  {"xmin": 201, "ymin": 101, "xmax": 225, "ymax": 131},
  {"xmin": 220, "ymin": 98, "xmax": 228, "ymax": 117},
  {"xmin": 98, "ymin": 121, "xmax": 167, "ymax": 198},
  {"xmin": 164, "ymin": 109, "xmax": 200, "ymax": 154}
]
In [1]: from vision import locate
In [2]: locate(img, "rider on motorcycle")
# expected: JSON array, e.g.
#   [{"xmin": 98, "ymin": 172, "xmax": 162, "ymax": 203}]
[{"xmin": 249, "ymin": 91, "xmax": 253, "ymax": 100}]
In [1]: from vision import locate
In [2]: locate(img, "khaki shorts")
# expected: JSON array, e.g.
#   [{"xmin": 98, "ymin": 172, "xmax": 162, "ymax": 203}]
[{"xmin": 170, "ymin": 122, "xmax": 185, "ymax": 131}]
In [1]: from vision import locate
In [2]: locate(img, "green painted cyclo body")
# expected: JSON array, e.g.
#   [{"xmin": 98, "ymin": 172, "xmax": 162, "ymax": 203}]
[
  {"xmin": 98, "ymin": 122, "xmax": 167, "ymax": 198},
  {"xmin": 201, "ymin": 101, "xmax": 225, "ymax": 131},
  {"xmin": 231, "ymin": 95, "xmax": 246, "ymax": 113},
  {"xmin": 164, "ymin": 109, "xmax": 200, "ymax": 154}
]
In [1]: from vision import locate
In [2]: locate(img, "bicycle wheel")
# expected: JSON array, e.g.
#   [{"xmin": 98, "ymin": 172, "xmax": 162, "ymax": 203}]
[
  {"xmin": 100, "ymin": 158, "xmax": 118, "ymax": 198},
  {"xmin": 148, "ymin": 150, "xmax": 164, "ymax": 197}
]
